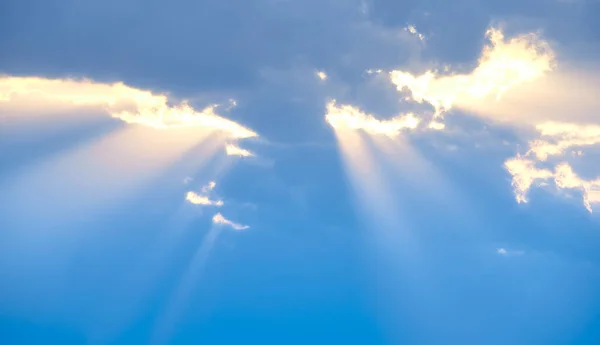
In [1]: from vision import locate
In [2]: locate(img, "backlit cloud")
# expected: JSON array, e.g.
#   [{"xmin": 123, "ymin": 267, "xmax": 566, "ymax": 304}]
[
  {"xmin": 225, "ymin": 144, "xmax": 254, "ymax": 157},
  {"xmin": 186, "ymin": 181, "xmax": 223, "ymax": 206},
  {"xmin": 212, "ymin": 213, "xmax": 249, "ymax": 230},
  {"xmin": 325, "ymin": 100, "xmax": 420, "ymax": 137},
  {"xmin": 185, "ymin": 192, "xmax": 223, "ymax": 207},
  {"xmin": 201, "ymin": 181, "xmax": 217, "ymax": 193},
  {"xmin": 497, "ymin": 247, "xmax": 524, "ymax": 256},
  {"xmin": 0, "ymin": 76, "xmax": 258, "ymax": 139},
  {"xmin": 404, "ymin": 25, "xmax": 425, "ymax": 41},
  {"xmin": 505, "ymin": 154, "xmax": 600, "ymax": 213},
  {"xmin": 389, "ymin": 27, "xmax": 555, "ymax": 120},
  {"xmin": 316, "ymin": 71, "xmax": 328, "ymax": 81}
]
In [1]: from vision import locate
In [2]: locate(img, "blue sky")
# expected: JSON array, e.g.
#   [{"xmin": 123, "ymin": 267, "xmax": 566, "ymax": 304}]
[{"xmin": 1, "ymin": 1, "xmax": 600, "ymax": 344}]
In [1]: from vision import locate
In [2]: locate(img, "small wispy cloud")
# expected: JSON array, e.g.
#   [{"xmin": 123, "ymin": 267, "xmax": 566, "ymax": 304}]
[
  {"xmin": 201, "ymin": 181, "xmax": 217, "ymax": 193},
  {"xmin": 404, "ymin": 25, "xmax": 425, "ymax": 41},
  {"xmin": 316, "ymin": 70, "xmax": 328, "ymax": 81},
  {"xmin": 325, "ymin": 100, "xmax": 420, "ymax": 137},
  {"xmin": 185, "ymin": 191, "xmax": 223, "ymax": 206},
  {"xmin": 212, "ymin": 213, "xmax": 249, "ymax": 230},
  {"xmin": 225, "ymin": 144, "xmax": 254, "ymax": 157},
  {"xmin": 497, "ymin": 247, "xmax": 525, "ymax": 256}
]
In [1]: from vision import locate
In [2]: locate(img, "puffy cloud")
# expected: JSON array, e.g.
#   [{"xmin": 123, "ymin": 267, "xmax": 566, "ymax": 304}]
[
  {"xmin": 389, "ymin": 27, "xmax": 555, "ymax": 120},
  {"xmin": 0, "ymin": 76, "xmax": 258, "ymax": 139},
  {"xmin": 225, "ymin": 144, "xmax": 254, "ymax": 157},
  {"xmin": 212, "ymin": 213, "xmax": 249, "ymax": 230},
  {"xmin": 185, "ymin": 192, "xmax": 223, "ymax": 207},
  {"xmin": 325, "ymin": 100, "xmax": 420, "ymax": 137}
]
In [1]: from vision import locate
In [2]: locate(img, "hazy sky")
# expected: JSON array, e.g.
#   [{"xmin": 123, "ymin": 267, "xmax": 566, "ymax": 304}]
[{"xmin": 1, "ymin": 1, "xmax": 600, "ymax": 344}]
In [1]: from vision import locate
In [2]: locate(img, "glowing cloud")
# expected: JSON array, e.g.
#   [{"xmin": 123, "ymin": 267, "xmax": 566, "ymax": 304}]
[
  {"xmin": 185, "ymin": 191, "xmax": 223, "ymax": 207},
  {"xmin": 504, "ymin": 156, "xmax": 553, "ymax": 204},
  {"xmin": 201, "ymin": 181, "xmax": 217, "ymax": 193},
  {"xmin": 225, "ymin": 144, "xmax": 254, "ymax": 157},
  {"xmin": 325, "ymin": 100, "xmax": 420, "ymax": 137},
  {"xmin": 505, "ymin": 155, "xmax": 600, "ymax": 213},
  {"xmin": 316, "ymin": 71, "xmax": 328, "ymax": 81},
  {"xmin": 212, "ymin": 213, "xmax": 249, "ymax": 230},
  {"xmin": 390, "ymin": 27, "xmax": 555, "ymax": 119},
  {"xmin": 405, "ymin": 25, "xmax": 425, "ymax": 41},
  {"xmin": 0, "ymin": 76, "xmax": 258, "ymax": 139}
]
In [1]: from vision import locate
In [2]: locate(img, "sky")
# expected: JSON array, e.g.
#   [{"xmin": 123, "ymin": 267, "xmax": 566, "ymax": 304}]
[{"xmin": 1, "ymin": 0, "xmax": 600, "ymax": 344}]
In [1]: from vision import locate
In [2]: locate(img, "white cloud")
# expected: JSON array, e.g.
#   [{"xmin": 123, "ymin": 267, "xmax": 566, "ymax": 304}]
[
  {"xmin": 212, "ymin": 213, "xmax": 249, "ymax": 230},
  {"xmin": 185, "ymin": 191, "xmax": 223, "ymax": 207},
  {"xmin": 505, "ymin": 154, "xmax": 600, "ymax": 213},
  {"xmin": 389, "ymin": 27, "xmax": 555, "ymax": 121},
  {"xmin": 186, "ymin": 181, "xmax": 224, "ymax": 206},
  {"xmin": 225, "ymin": 144, "xmax": 254, "ymax": 157},
  {"xmin": 526, "ymin": 122, "xmax": 600, "ymax": 161},
  {"xmin": 0, "ymin": 76, "xmax": 258, "ymax": 139},
  {"xmin": 404, "ymin": 25, "xmax": 425, "ymax": 41},
  {"xmin": 201, "ymin": 181, "xmax": 217, "ymax": 193},
  {"xmin": 325, "ymin": 100, "xmax": 420, "ymax": 137},
  {"xmin": 497, "ymin": 247, "xmax": 524, "ymax": 256},
  {"xmin": 316, "ymin": 71, "xmax": 328, "ymax": 81}
]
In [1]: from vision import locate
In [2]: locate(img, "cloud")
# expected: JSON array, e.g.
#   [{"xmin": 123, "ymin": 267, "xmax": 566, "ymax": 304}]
[
  {"xmin": 325, "ymin": 100, "xmax": 420, "ymax": 137},
  {"xmin": 497, "ymin": 247, "xmax": 524, "ymax": 256},
  {"xmin": 225, "ymin": 144, "xmax": 254, "ymax": 157},
  {"xmin": 201, "ymin": 181, "xmax": 217, "ymax": 193},
  {"xmin": 186, "ymin": 181, "xmax": 223, "ymax": 207},
  {"xmin": 0, "ymin": 76, "xmax": 258, "ymax": 139},
  {"xmin": 504, "ymin": 121, "xmax": 600, "ymax": 213},
  {"xmin": 316, "ymin": 71, "xmax": 328, "ymax": 81},
  {"xmin": 185, "ymin": 192, "xmax": 223, "ymax": 207},
  {"xmin": 212, "ymin": 213, "xmax": 249, "ymax": 230},
  {"xmin": 526, "ymin": 122, "xmax": 600, "ymax": 161},
  {"xmin": 505, "ymin": 155, "xmax": 600, "ymax": 213},
  {"xmin": 404, "ymin": 25, "xmax": 425, "ymax": 41},
  {"xmin": 389, "ymin": 27, "xmax": 555, "ymax": 121}
]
